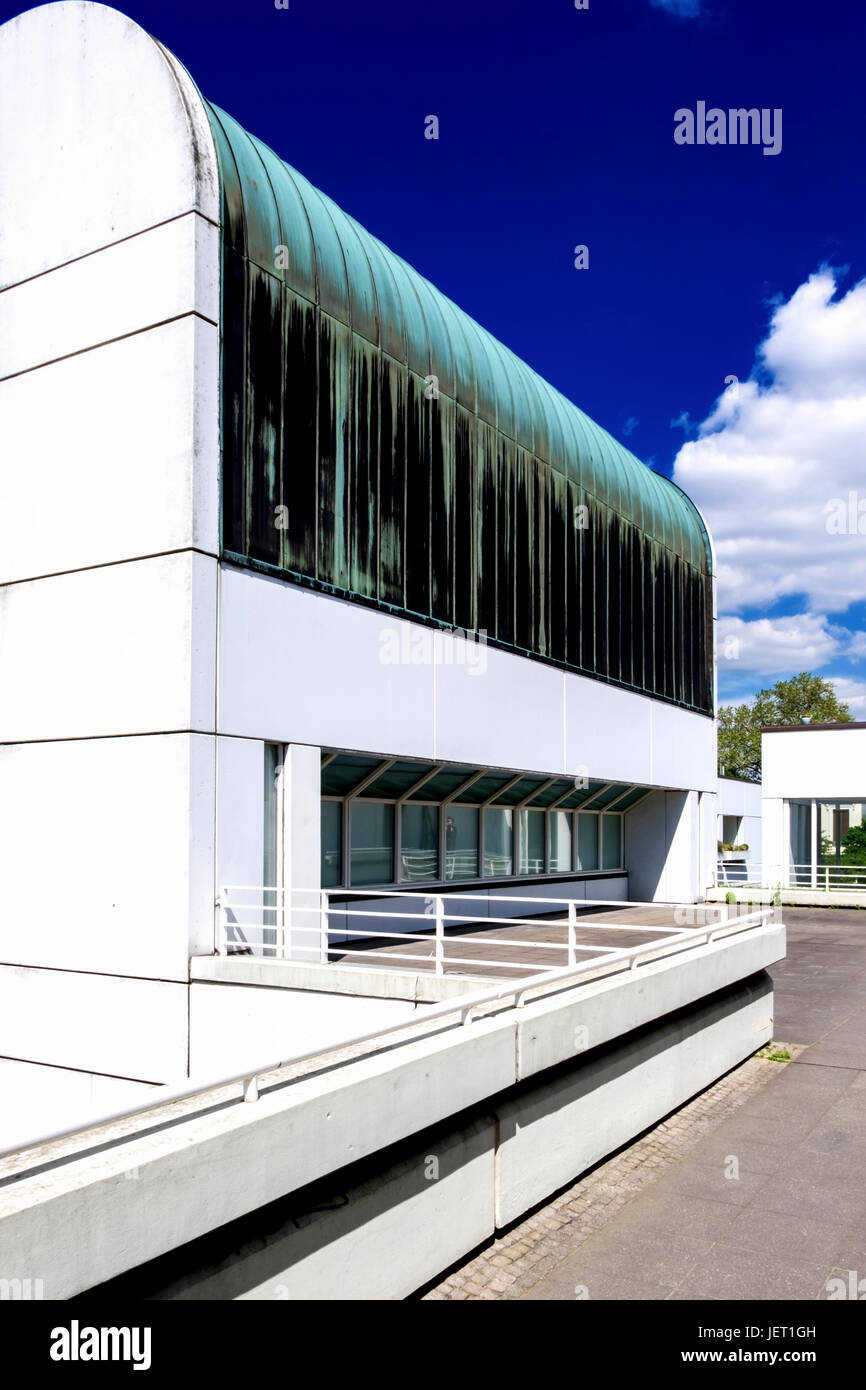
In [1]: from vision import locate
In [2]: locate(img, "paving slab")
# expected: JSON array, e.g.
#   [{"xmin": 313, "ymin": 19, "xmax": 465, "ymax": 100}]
[{"xmin": 424, "ymin": 907, "xmax": 866, "ymax": 1302}]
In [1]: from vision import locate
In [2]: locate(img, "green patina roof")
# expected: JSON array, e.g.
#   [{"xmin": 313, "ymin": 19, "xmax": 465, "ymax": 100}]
[{"xmin": 202, "ymin": 100, "xmax": 712, "ymax": 574}]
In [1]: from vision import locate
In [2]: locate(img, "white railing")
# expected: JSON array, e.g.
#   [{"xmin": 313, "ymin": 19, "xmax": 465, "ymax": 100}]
[
  {"xmin": 717, "ymin": 860, "xmax": 866, "ymax": 891},
  {"xmin": 217, "ymin": 886, "xmax": 774, "ymax": 980},
  {"xmin": 0, "ymin": 898, "xmax": 775, "ymax": 1165}
]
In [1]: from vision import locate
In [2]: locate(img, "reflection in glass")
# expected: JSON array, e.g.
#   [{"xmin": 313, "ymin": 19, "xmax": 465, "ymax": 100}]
[
  {"xmin": 788, "ymin": 800, "xmax": 811, "ymax": 885},
  {"xmin": 601, "ymin": 814, "xmax": 622, "ymax": 870},
  {"xmin": 321, "ymin": 799, "xmax": 342, "ymax": 888},
  {"xmin": 818, "ymin": 801, "xmax": 866, "ymax": 877},
  {"xmin": 400, "ymin": 803, "xmax": 439, "ymax": 881},
  {"xmin": 577, "ymin": 813, "xmax": 598, "ymax": 871},
  {"xmin": 519, "ymin": 808, "xmax": 545, "ymax": 875},
  {"xmin": 445, "ymin": 805, "xmax": 478, "ymax": 879},
  {"xmin": 549, "ymin": 811, "xmax": 573, "ymax": 872},
  {"xmin": 484, "ymin": 808, "xmax": 513, "ymax": 877},
  {"xmin": 350, "ymin": 802, "xmax": 394, "ymax": 885}
]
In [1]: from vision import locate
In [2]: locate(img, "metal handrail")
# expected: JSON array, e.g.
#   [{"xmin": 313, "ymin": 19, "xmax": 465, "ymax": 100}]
[
  {"xmin": 717, "ymin": 860, "xmax": 866, "ymax": 890},
  {"xmin": 0, "ymin": 903, "xmax": 774, "ymax": 1165},
  {"xmin": 217, "ymin": 885, "xmax": 750, "ymax": 975}
]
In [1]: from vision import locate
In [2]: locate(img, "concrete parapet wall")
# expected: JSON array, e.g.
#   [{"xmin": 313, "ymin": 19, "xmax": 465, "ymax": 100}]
[
  {"xmin": 72, "ymin": 973, "xmax": 773, "ymax": 1300},
  {"xmin": 0, "ymin": 927, "xmax": 783, "ymax": 1299}
]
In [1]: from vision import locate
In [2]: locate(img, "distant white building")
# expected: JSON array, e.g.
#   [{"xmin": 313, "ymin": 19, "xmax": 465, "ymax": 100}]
[
  {"xmin": 716, "ymin": 775, "xmax": 762, "ymax": 858},
  {"xmin": 762, "ymin": 723, "xmax": 866, "ymax": 890}
]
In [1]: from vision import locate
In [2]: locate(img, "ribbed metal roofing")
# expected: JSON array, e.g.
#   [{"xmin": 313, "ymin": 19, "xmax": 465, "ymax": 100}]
[{"xmin": 203, "ymin": 100, "xmax": 711, "ymax": 573}]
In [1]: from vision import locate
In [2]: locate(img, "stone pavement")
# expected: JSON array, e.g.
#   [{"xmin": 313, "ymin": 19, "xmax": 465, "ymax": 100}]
[{"xmin": 422, "ymin": 907, "xmax": 866, "ymax": 1300}]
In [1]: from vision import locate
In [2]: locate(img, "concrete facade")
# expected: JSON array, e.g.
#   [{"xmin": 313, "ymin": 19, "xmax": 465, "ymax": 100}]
[{"xmin": 1, "ymin": 1, "xmax": 720, "ymax": 1126}]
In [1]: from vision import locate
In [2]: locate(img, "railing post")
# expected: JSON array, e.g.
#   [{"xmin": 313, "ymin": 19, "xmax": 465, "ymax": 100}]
[
  {"xmin": 319, "ymin": 889, "xmax": 329, "ymax": 965},
  {"xmin": 434, "ymin": 895, "xmax": 445, "ymax": 976},
  {"xmin": 216, "ymin": 892, "xmax": 225, "ymax": 956},
  {"xmin": 567, "ymin": 900, "xmax": 577, "ymax": 967}
]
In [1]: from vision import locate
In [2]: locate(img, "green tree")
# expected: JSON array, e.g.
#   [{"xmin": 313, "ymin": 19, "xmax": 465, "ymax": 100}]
[{"xmin": 718, "ymin": 673, "xmax": 852, "ymax": 782}]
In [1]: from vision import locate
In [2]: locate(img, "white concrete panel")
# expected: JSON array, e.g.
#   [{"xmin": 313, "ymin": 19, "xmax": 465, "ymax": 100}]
[
  {"xmin": 216, "ymin": 737, "xmax": 265, "ymax": 898},
  {"xmin": 434, "ymin": 642, "xmax": 562, "ymax": 772},
  {"xmin": 564, "ymin": 676, "xmax": 652, "ymax": 786},
  {"xmin": 663, "ymin": 789, "xmax": 700, "ymax": 902},
  {"xmin": 0, "ymin": 734, "xmax": 209, "ymax": 980},
  {"xmin": 0, "ymin": 1059, "xmax": 158, "ymax": 1152},
  {"xmin": 0, "ymin": 552, "xmax": 216, "ymax": 740},
  {"xmin": 762, "ymin": 726, "xmax": 866, "ymax": 800},
  {"xmin": 0, "ymin": 317, "xmax": 219, "ymax": 584},
  {"xmin": 650, "ymin": 698, "xmax": 716, "ymax": 793},
  {"xmin": 0, "ymin": 213, "xmax": 218, "ymax": 380},
  {"xmin": 717, "ymin": 776, "xmax": 763, "ymax": 818},
  {"xmin": 625, "ymin": 787, "xmax": 702, "ymax": 903},
  {"xmin": 217, "ymin": 570, "xmax": 437, "ymax": 753},
  {"xmin": 189, "ymin": 982, "xmax": 421, "ymax": 1074},
  {"xmin": 0, "ymin": 2, "xmax": 219, "ymax": 286},
  {"xmin": 623, "ymin": 790, "xmax": 667, "ymax": 900},
  {"xmin": 0, "ymin": 965, "xmax": 188, "ymax": 1082}
]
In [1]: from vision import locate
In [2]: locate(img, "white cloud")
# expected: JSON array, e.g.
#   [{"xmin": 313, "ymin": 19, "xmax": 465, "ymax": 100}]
[
  {"xmin": 828, "ymin": 676, "xmax": 866, "ymax": 716},
  {"xmin": 716, "ymin": 613, "xmax": 851, "ymax": 679},
  {"xmin": 673, "ymin": 269, "xmax": 866, "ymax": 614}
]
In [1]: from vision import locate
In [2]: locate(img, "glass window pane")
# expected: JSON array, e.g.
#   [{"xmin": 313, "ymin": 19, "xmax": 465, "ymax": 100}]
[
  {"xmin": 819, "ymin": 801, "xmax": 866, "ymax": 867},
  {"xmin": 577, "ymin": 813, "xmax": 598, "ymax": 870},
  {"xmin": 400, "ymin": 804, "xmax": 439, "ymax": 881},
  {"xmin": 350, "ymin": 802, "xmax": 394, "ymax": 885},
  {"xmin": 519, "ymin": 808, "xmax": 545, "ymax": 875},
  {"xmin": 321, "ymin": 800, "xmax": 342, "ymax": 888},
  {"xmin": 601, "ymin": 814, "xmax": 622, "ymax": 869},
  {"xmin": 484, "ymin": 807, "xmax": 513, "ymax": 877},
  {"xmin": 549, "ymin": 811, "xmax": 573, "ymax": 872},
  {"xmin": 445, "ymin": 805, "xmax": 478, "ymax": 879},
  {"xmin": 788, "ymin": 800, "xmax": 811, "ymax": 885},
  {"xmin": 838, "ymin": 802, "xmax": 866, "ymax": 885}
]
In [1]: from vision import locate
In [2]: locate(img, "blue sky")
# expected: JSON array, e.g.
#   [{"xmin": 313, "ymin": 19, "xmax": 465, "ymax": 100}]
[{"xmin": 5, "ymin": 0, "xmax": 863, "ymax": 709}]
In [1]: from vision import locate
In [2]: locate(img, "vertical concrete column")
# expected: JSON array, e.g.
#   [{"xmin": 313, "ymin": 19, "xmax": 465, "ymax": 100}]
[
  {"xmin": 662, "ymin": 789, "xmax": 701, "ymax": 903},
  {"xmin": 279, "ymin": 744, "xmax": 322, "ymax": 962},
  {"xmin": 700, "ymin": 789, "xmax": 717, "ymax": 898},
  {"xmin": 762, "ymin": 797, "xmax": 785, "ymax": 892}
]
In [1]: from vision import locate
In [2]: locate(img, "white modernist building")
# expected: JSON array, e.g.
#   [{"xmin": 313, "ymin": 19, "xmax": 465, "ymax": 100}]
[
  {"xmin": 762, "ymin": 722, "xmax": 866, "ymax": 891},
  {"xmin": 0, "ymin": 2, "xmax": 722, "ymax": 1118}
]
